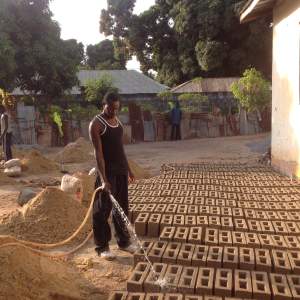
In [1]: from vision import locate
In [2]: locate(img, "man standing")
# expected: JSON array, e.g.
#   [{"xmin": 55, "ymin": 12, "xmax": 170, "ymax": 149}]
[
  {"xmin": 89, "ymin": 91, "xmax": 136, "ymax": 260},
  {"xmin": 0, "ymin": 105, "xmax": 13, "ymax": 161},
  {"xmin": 171, "ymin": 101, "xmax": 182, "ymax": 140}
]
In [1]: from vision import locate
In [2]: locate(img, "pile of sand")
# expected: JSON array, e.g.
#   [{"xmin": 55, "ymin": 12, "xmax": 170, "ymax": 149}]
[
  {"xmin": 21, "ymin": 150, "xmax": 59, "ymax": 174},
  {"xmin": 0, "ymin": 171, "xmax": 15, "ymax": 185},
  {"xmin": 0, "ymin": 244, "xmax": 89, "ymax": 300},
  {"xmin": 129, "ymin": 159, "xmax": 151, "ymax": 179},
  {"xmin": 54, "ymin": 138, "xmax": 94, "ymax": 164},
  {"xmin": 0, "ymin": 187, "xmax": 90, "ymax": 244}
]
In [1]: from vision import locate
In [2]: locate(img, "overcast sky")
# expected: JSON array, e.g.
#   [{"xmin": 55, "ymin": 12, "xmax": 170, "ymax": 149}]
[{"xmin": 50, "ymin": 0, "xmax": 155, "ymax": 70}]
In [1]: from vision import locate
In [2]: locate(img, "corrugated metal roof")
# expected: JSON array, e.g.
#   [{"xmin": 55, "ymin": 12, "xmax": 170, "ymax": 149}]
[
  {"xmin": 12, "ymin": 70, "xmax": 168, "ymax": 96},
  {"xmin": 171, "ymin": 77, "xmax": 240, "ymax": 93},
  {"xmin": 240, "ymin": 0, "xmax": 276, "ymax": 23}
]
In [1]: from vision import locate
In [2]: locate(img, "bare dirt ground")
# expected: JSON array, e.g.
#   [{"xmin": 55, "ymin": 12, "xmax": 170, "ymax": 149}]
[{"xmin": 0, "ymin": 133, "xmax": 270, "ymax": 299}]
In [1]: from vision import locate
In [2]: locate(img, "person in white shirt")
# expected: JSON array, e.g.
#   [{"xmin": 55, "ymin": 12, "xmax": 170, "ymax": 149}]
[{"xmin": 0, "ymin": 105, "xmax": 13, "ymax": 161}]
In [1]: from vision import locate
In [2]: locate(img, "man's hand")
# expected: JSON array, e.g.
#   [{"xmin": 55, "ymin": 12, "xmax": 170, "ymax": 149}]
[
  {"xmin": 102, "ymin": 181, "xmax": 112, "ymax": 193},
  {"xmin": 128, "ymin": 169, "xmax": 135, "ymax": 184}
]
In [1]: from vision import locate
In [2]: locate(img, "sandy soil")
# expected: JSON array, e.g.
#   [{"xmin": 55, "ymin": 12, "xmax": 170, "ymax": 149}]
[{"xmin": 0, "ymin": 133, "xmax": 270, "ymax": 299}]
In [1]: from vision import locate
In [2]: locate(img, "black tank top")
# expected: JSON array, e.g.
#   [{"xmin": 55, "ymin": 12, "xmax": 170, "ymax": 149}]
[{"xmin": 96, "ymin": 114, "xmax": 128, "ymax": 176}]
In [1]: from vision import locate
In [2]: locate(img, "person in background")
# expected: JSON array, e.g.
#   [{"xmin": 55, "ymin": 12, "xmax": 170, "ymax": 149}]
[
  {"xmin": 171, "ymin": 101, "xmax": 182, "ymax": 140},
  {"xmin": 0, "ymin": 105, "xmax": 13, "ymax": 161},
  {"xmin": 89, "ymin": 91, "xmax": 136, "ymax": 260}
]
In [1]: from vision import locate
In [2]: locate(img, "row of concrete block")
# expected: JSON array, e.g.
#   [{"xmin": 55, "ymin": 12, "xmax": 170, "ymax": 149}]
[
  {"xmin": 126, "ymin": 262, "xmax": 300, "ymax": 300},
  {"xmin": 129, "ymin": 197, "xmax": 300, "ymax": 211},
  {"xmin": 109, "ymin": 291, "xmax": 261, "ymax": 300},
  {"xmin": 134, "ymin": 241, "xmax": 300, "ymax": 274}
]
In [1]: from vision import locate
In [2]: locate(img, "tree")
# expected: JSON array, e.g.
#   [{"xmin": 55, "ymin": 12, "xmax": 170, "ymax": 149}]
[
  {"xmin": 230, "ymin": 68, "xmax": 271, "ymax": 112},
  {"xmin": 0, "ymin": 0, "xmax": 84, "ymax": 97},
  {"xmin": 86, "ymin": 39, "xmax": 128, "ymax": 70},
  {"xmin": 84, "ymin": 75, "xmax": 118, "ymax": 104},
  {"xmin": 100, "ymin": 0, "xmax": 272, "ymax": 87}
]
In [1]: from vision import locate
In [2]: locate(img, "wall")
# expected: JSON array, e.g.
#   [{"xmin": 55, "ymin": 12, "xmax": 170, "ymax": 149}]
[{"xmin": 272, "ymin": 1, "xmax": 300, "ymax": 178}]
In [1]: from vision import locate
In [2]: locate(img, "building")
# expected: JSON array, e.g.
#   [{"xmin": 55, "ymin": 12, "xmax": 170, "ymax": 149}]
[{"xmin": 241, "ymin": 0, "xmax": 300, "ymax": 178}]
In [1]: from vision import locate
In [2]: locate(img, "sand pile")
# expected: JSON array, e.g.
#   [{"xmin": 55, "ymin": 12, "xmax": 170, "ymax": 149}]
[
  {"xmin": 21, "ymin": 150, "xmax": 59, "ymax": 174},
  {"xmin": 54, "ymin": 138, "xmax": 94, "ymax": 164},
  {"xmin": 0, "ymin": 187, "xmax": 90, "ymax": 244},
  {"xmin": 0, "ymin": 244, "xmax": 87, "ymax": 300},
  {"xmin": 0, "ymin": 171, "xmax": 15, "ymax": 185},
  {"xmin": 129, "ymin": 159, "xmax": 151, "ymax": 179}
]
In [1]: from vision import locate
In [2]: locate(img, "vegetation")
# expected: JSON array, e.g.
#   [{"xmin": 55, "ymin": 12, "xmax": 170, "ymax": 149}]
[{"xmin": 231, "ymin": 68, "xmax": 271, "ymax": 112}]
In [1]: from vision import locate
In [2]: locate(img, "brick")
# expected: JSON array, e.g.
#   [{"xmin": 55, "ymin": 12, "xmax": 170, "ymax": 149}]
[
  {"xmin": 160, "ymin": 227, "xmax": 176, "ymax": 242},
  {"xmin": 272, "ymin": 235, "xmax": 288, "ymax": 250},
  {"xmin": 164, "ymin": 265, "xmax": 183, "ymax": 292},
  {"xmin": 127, "ymin": 293, "xmax": 146, "ymax": 300},
  {"xmin": 144, "ymin": 293, "xmax": 164, "ymax": 300},
  {"xmin": 148, "ymin": 214, "xmax": 162, "ymax": 238},
  {"xmin": 234, "ymin": 270, "xmax": 252, "ymax": 299},
  {"xmin": 177, "ymin": 243, "xmax": 195, "ymax": 266},
  {"xmin": 287, "ymin": 275, "xmax": 300, "ymax": 300},
  {"xmin": 108, "ymin": 291, "xmax": 128, "ymax": 300},
  {"xmin": 245, "ymin": 232, "xmax": 261, "ymax": 248},
  {"xmin": 127, "ymin": 262, "xmax": 150, "ymax": 292},
  {"xmin": 251, "ymin": 271, "xmax": 271, "ymax": 300},
  {"xmin": 223, "ymin": 247, "xmax": 238, "ymax": 269},
  {"xmin": 234, "ymin": 219, "xmax": 248, "ymax": 232},
  {"xmin": 255, "ymin": 248, "xmax": 272, "ymax": 272},
  {"xmin": 206, "ymin": 246, "xmax": 223, "ymax": 268},
  {"xmin": 218, "ymin": 230, "xmax": 232, "ymax": 246},
  {"xmin": 272, "ymin": 249, "xmax": 292, "ymax": 273},
  {"xmin": 231, "ymin": 231, "xmax": 246, "ymax": 247},
  {"xmin": 163, "ymin": 242, "xmax": 181, "ymax": 264},
  {"xmin": 134, "ymin": 241, "xmax": 154, "ymax": 266},
  {"xmin": 178, "ymin": 266, "xmax": 198, "ymax": 294},
  {"xmin": 174, "ymin": 227, "xmax": 189, "ymax": 243},
  {"xmin": 208, "ymin": 216, "xmax": 221, "ymax": 229},
  {"xmin": 205, "ymin": 228, "xmax": 219, "ymax": 246},
  {"xmin": 258, "ymin": 234, "xmax": 273, "ymax": 249},
  {"xmin": 269, "ymin": 273, "xmax": 292, "ymax": 300},
  {"xmin": 148, "ymin": 241, "xmax": 168, "ymax": 263},
  {"xmin": 185, "ymin": 216, "xmax": 197, "ymax": 227},
  {"xmin": 195, "ymin": 267, "xmax": 215, "ymax": 295},
  {"xmin": 239, "ymin": 248, "xmax": 255, "ymax": 270},
  {"xmin": 188, "ymin": 227, "xmax": 203, "ymax": 244},
  {"xmin": 192, "ymin": 245, "xmax": 209, "ymax": 267},
  {"xmin": 135, "ymin": 213, "xmax": 150, "ymax": 236},
  {"xmin": 144, "ymin": 263, "xmax": 168, "ymax": 293},
  {"xmin": 165, "ymin": 294, "xmax": 184, "ymax": 300},
  {"xmin": 173, "ymin": 215, "xmax": 185, "ymax": 227},
  {"xmin": 160, "ymin": 215, "xmax": 174, "ymax": 233},
  {"xmin": 214, "ymin": 268, "xmax": 233, "ymax": 297}
]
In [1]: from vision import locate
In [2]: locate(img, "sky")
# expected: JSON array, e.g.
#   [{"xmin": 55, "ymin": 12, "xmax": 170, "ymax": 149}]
[{"xmin": 50, "ymin": 0, "xmax": 156, "ymax": 71}]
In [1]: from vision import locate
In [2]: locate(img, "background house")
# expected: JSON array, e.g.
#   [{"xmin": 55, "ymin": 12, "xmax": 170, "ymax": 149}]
[{"xmin": 241, "ymin": 0, "xmax": 300, "ymax": 178}]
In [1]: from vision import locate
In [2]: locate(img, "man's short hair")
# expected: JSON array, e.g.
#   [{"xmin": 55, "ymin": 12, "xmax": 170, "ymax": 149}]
[{"xmin": 103, "ymin": 91, "xmax": 120, "ymax": 106}]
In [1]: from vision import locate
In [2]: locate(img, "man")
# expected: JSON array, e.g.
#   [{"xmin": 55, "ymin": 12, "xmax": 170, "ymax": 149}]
[
  {"xmin": 89, "ymin": 91, "xmax": 136, "ymax": 260},
  {"xmin": 171, "ymin": 101, "xmax": 182, "ymax": 140},
  {"xmin": 0, "ymin": 105, "xmax": 13, "ymax": 161}
]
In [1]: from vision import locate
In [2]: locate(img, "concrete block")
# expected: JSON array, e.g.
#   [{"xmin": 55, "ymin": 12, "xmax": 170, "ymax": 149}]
[
  {"xmin": 144, "ymin": 263, "xmax": 168, "ymax": 293},
  {"xmin": 272, "ymin": 221, "xmax": 288, "ymax": 235},
  {"xmin": 178, "ymin": 266, "xmax": 198, "ymax": 294},
  {"xmin": 251, "ymin": 271, "xmax": 271, "ymax": 300},
  {"xmin": 206, "ymin": 246, "xmax": 223, "ymax": 268},
  {"xmin": 166, "ymin": 204, "xmax": 178, "ymax": 214},
  {"xmin": 203, "ymin": 297, "xmax": 222, "ymax": 300},
  {"xmin": 135, "ymin": 213, "xmax": 150, "ymax": 236},
  {"xmin": 188, "ymin": 205, "xmax": 199, "ymax": 215},
  {"xmin": 192, "ymin": 245, "xmax": 209, "ymax": 267},
  {"xmin": 234, "ymin": 219, "xmax": 248, "ymax": 232},
  {"xmin": 272, "ymin": 235, "xmax": 288, "ymax": 250},
  {"xmin": 185, "ymin": 295, "xmax": 203, "ymax": 300},
  {"xmin": 177, "ymin": 243, "xmax": 195, "ymax": 266},
  {"xmin": 239, "ymin": 248, "xmax": 255, "ymax": 270},
  {"xmin": 108, "ymin": 291, "xmax": 128, "ymax": 300},
  {"xmin": 247, "ymin": 219, "xmax": 262, "ymax": 233},
  {"xmin": 223, "ymin": 247, "xmax": 238, "ymax": 269},
  {"xmin": 260, "ymin": 221, "xmax": 275, "ymax": 234},
  {"xmin": 285, "ymin": 221, "xmax": 300, "ymax": 235},
  {"xmin": 199, "ymin": 206, "xmax": 210, "ymax": 215},
  {"xmin": 174, "ymin": 227, "xmax": 189, "ymax": 243},
  {"xmin": 165, "ymin": 294, "xmax": 184, "ymax": 300},
  {"xmin": 205, "ymin": 228, "xmax": 219, "ymax": 246},
  {"xmin": 185, "ymin": 216, "xmax": 197, "ymax": 227},
  {"xmin": 197, "ymin": 216, "xmax": 208, "ymax": 228},
  {"xmin": 234, "ymin": 269, "xmax": 252, "ymax": 299},
  {"xmin": 221, "ymin": 207, "xmax": 232, "ymax": 217},
  {"xmin": 173, "ymin": 215, "xmax": 185, "ymax": 227},
  {"xmin": 210, "ymin": 206, "xmax": 221, "ymax": 216},
  {"xmin": 218, "ymin": 230, "xmax": 232, "ymax": 246},
  {"xmin": 221, "ymin": 217, "xmax": 234, "ymax": 230},
  {"xmin": 164, "ymin": 264, "xmax": 184, "ymax": 292},
  {"xmin": 271, "ymin": 249, "xmax": 292, "ymax": 274},
  {"xmin": 163, "ymin": 242, "xmax": 181, "ymax": 264},
  {"xmin": 127, "ymin": 262, "xmax": 150, "ymax": 292},
  {"xmin": 160, "ymin": 215, "xmax": 174, "ymax": 232},
  {"xmin": 177, "ymin": 205, "xmax": 188, "ymax": 214},
  {"xmin": 258, "ymin": 234, "xmax": 273, "ymax": 249},
  {"xmin": 154, "ymin": 204, "xmax": 167, "ymax": 214},
  {"xmin": 285, "ymin": 236, "xmax": 300, "ymax": 251},
  {"xmin": 188, "ymin": 227, "xmax": 203, "ymax": 244},
  {"xmin": 288, "ymin": 251, "xmax": 300, "ymax": 274},
  {"xmin": 144, "ymin": 293, "xmax": 164, "ymax": 300},
  {"xmin": 269, "ymin": 273, "xmax": 293, "ymax": 300},
  {"xmin": 133, "ymin": 204, "xmax": 147, "ymax": 221},
  {"xmin": 208, "ymin": 216, "xmax": 221, "ymax": 229},
  {"xmin": 127, "ymin": 293, "xmax": 146, "ymax": 300},
  {"xmin": 148, "ymin": 214, "xmax": 162, "ymax": 238},
  {"xmin": 214, "ymin": 268, "xmax": 233, "ymax": 297},
  {"xmin": 134, "ymin": 241, "xmax": 154, "ymax": 266},
  {"xmin": 232, "ymin": 208, "xmax": 244, "ymax": 218},
  {"xmin": 287, "ymin": 275, "xmax": 300, "ymax": 300},
  {"xmin": 255, "ymin": 248, "xmax": 272, "ymax": 272},
  {"xmin": 149, "ymin": 241, "xmax": 168, "ymax": 263},
  {"xmin": 160, "ymin": 227, "xmax": 176, "ymax": 242},
  {"xmin": 195, "ymin": 267, "xmax": 215, "ymax": 295}
]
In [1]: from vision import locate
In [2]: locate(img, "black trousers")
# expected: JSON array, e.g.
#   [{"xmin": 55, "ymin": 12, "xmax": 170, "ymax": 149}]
[
  {"xmin": 93, "ymin": 173, "xmax": 130, "ymax": 252},
  {"xmin": 2, "ymin": 132, "xmax": 12, "ymax": 162},
  {"xmin": 171, "ymin": 124, "xmax": 181, "ymax": 140}
]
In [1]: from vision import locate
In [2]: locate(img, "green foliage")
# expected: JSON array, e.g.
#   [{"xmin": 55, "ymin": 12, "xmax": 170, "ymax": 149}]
[
  {"xmin": 120, "ymin": 106, "xmax": 129, "ymax": 113},
  {"xmin": 0, "ymin": 0, "xmax": 84, "ymax": 96},
  {"xmin": 50, "ymin": 105, "xmax": 63, "ymax": 137},
  {"xmin": 100, "ymin": 0, "xmax": 272, "ymax": 87},
  {"xmin": 231, "ymin": 68, "xmax": 271, "ymax": 112},
  {"xmin": 157, "ymin": 90, "xmax": 173, "ymax": 102},
  {"xmin": 178, "ymin": 93, "xmax": 209, "ymax": 113},
  {"xmin": 84, "ymin": 75, "xmax": 118, "ymax": 103}
]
